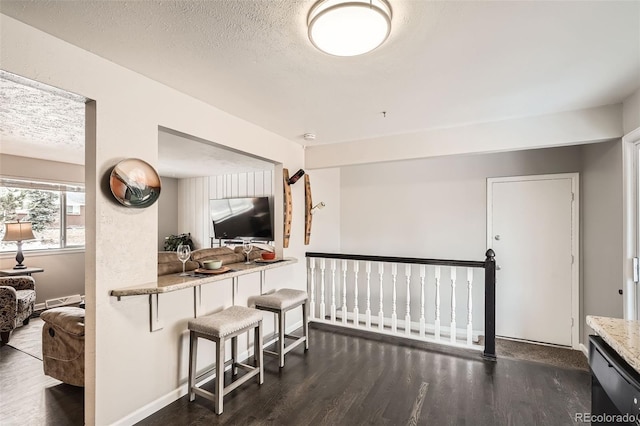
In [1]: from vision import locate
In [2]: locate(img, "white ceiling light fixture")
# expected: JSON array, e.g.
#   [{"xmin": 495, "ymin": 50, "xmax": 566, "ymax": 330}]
[{"xmin": 308, "ymin": 0, "xmax": 392, "ymax": 57}]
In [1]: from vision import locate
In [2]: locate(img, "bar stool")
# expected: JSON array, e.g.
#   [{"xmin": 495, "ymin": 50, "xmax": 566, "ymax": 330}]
[
  {"xmin": 249, "ymin": 288, "xmax": 309, "ymax": 368},
  {"xmin": 187, "ymin": 305, "xmax": 264, "ymax": 415}
]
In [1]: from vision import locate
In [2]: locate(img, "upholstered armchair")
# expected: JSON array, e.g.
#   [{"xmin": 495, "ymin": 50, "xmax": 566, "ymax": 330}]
[{"xmin": 0, "ymin": 276, "xmax": 36, "ymax": 344}]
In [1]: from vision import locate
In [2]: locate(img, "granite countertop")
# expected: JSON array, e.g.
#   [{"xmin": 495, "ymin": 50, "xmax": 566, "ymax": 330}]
[
  {"xmin": 110, "ymin": 258, "xmax": 298, "ymax": 298},
  {"xmin": 586, "ymin": 315, "xmax": 640, "ymax": 373}
]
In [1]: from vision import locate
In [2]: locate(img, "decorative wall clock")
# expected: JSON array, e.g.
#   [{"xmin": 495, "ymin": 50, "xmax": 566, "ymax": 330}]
[{"xmin": 109, "ymin": 158, "xmax": 161, "ymax": 208}]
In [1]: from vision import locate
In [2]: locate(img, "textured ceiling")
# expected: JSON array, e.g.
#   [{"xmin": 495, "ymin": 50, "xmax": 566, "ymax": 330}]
[
  {"xmin": 0, "ymin": 0, "xmax": 639, "ymax": 148},
  {"xmin": 0, "ymin": 72, "xmax": 274, "ymax": 176},
  {"xmin": 0, "ymin": 71, "xmax": 85, "ymax": 165}
]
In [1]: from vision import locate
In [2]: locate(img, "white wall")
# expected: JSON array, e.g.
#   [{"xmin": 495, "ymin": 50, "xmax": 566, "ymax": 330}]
[
  {"xmin": 157, "ymin": 176, "xmax": 178, "ymax": 251},
  {"xmin": 305, "ymin": 105, "xmax": 623, "ymax": 169},
  {"xmin": 623, "ymin": 88, "xmax": 640, "ymax": 134},
  {"xmin": 581, "ymin": 140, "xmax": 624, "ymax": 343},
  {"xmin": 0, "ymin": 250, "xmax": 84, "ymax": 304},
  {"xmin": 304, "ymin": 168, "xmax": 341, "ymax": 253},
  {"xmin": 1, "ymin": 15, "xmax": 306, "ymax": 425}
]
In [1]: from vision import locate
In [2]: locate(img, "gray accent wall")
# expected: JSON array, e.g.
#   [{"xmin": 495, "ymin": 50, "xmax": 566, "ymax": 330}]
[
  {"xmin": 335, "ymin": 141, "xmax": 623, "ymax": 347},
  {"xmin": 157, "ymin": 176, "xmax": 178, "ymax": 251},
  {"xmin": 340, "ymin": 146, "xmax": 583, "ymax": 259},
  {"xmin": 581, "ymin": 140, "xmax": 624, "ymax": 344}
]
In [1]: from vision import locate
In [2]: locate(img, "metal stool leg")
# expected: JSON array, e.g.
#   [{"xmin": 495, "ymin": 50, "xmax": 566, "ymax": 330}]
[
  {"xmin": 255, "ymin": 320, "xmax": 264, "ymax": 384},
  {"xmin": 215, "ymin": 337, "xmax": 225, "ymax": 415},
  {"xmin": 278, "ymin": 310, "xmax": 286, "ymax": 368},
  {"xmin": 302, "ymin": 302, "xmax": 309, "ymax": 351},
  {"xmin": 231, "ymin": 336, "xmax": 238, "ymax": 376},
  {"xmin": 188, "ymin": 331, "xmax": 197, "ymax": 401}
]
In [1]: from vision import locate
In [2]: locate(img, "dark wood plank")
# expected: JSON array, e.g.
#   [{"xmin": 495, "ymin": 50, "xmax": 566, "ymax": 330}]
[
  {"xmin": 137, "ymin": 325, "xmax": 590, "ymax": 426},
  {"xmin": 0, "ymin": 345, "xmax": 84, "ymax": 425}
]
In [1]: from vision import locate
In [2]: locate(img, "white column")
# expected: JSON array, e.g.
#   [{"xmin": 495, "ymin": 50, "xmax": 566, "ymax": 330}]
[
  {"xmin": 365, "ymin": 262, "xmax": 372, "ymax": 328},
  {"xmin": 405, "ymin": 264, "xmax": 412, "ymax": 335},
  {"xmin": 353, "ymin": 260, "xmax": 360, "ymax": 327},
  {"xmin": 419, "ymin": 265, "xmax": 426, "ymax": 337},
  {"xmin": 378, "ymin": 263, "xmax": 385, "ymax": 331},
  {"xmin": 467, "ymin": 268, "xmax": 474, "ymax": 346},
  {"xmin": 435, "ymin": 266, "xmax": 441, "ymax": 340},
  {"xmin": 341, "ymin": 260, "xmax": 348, "ymax": 324},
  {"xmin": 450, "ymin": 267, "xmax": 457, "ymax": 343},
  {"xmin": 391, "ymin": 263, "xmax": 398, "ymax": 333}
]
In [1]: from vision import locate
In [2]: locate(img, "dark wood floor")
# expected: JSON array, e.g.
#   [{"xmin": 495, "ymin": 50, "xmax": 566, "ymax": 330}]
[
  {"xmin": 138, "ymin": 325, "xmax": 591, "ymax": 426},
  {"xmin": 0, "ymin": 320, "xmax": 590, "ymax": 425},
  {"xmin": 0, "ymin": 345, "xmax": 84, "ymax": 425}
]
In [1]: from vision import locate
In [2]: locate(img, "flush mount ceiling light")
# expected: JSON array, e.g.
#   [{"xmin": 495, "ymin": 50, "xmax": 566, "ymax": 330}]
[{"xmin": 308, "ymin": 0, "xmax": 392, "ymax": 57}]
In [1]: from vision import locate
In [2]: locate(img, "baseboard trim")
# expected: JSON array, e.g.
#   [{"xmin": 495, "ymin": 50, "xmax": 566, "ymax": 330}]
[
  {"xmin": 579, "ymin": 343, "xmax": 588, "ymax": 358},
  {"xmin": 112, "ymin": 320, "xmax": 303, "ymax": 425}
]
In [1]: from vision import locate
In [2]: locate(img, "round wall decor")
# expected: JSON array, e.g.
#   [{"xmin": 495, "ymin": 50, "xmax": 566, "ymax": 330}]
[{"xmin": 109, "ymin": 158, "xmax": 161, "ymax": 208}]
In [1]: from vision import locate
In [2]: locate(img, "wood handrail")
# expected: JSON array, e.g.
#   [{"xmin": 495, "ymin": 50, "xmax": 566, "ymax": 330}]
[{"xmin": 305, "ymin": 251, "xmax": 488, "ymax": 269}]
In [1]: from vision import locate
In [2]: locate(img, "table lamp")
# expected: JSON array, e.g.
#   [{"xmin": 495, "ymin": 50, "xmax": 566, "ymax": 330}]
[{"xmin": 3, "ymin": 221, "xmax": 35, "ymax": 269}]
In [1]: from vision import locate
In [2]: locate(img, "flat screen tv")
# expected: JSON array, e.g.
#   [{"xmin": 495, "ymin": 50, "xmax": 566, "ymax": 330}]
[{"xmin": 210, "ymin": 196, "xmax": 274, "ymax": 241}]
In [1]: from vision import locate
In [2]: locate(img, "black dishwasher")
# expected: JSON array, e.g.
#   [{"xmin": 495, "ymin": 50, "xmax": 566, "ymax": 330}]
[{"xmin": 589, "ymin": 335, "xmax": 640, "ymax": 425}]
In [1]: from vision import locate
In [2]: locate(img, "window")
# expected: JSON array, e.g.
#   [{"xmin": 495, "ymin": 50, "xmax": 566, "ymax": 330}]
[{"xmin": 0, "ymin": 178, "xmax": 85, "ymax": 252}]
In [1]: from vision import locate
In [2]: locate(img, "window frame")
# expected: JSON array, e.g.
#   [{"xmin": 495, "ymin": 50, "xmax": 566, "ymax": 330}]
[{"xmin": 0, "ymin": 177, "xmax": 85, "ymax": 253}]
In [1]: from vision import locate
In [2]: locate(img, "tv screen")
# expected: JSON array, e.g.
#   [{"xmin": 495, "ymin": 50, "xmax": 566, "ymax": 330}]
[{"xmin": 210, "ymin": 197, "xmax": 274, "ymax": 241}]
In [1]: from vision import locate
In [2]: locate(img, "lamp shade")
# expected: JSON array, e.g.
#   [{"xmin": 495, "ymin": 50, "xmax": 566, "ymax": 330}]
[
  {"xmin": 308, "ymin": 0, "xmax": 392, "ymax": 57},
  {"xmin": 3, "ymin": 222, "xmax": 35, "ymax": 242}
]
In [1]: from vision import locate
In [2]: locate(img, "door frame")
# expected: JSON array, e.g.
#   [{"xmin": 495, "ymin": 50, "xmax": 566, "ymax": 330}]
[
  {"xmin": 623, "ymin": 127, "xmax": 640, "ymax": 321},
  {"xmin": 487, "ymin": 173, "xmax": 580, "ymax": 349}
]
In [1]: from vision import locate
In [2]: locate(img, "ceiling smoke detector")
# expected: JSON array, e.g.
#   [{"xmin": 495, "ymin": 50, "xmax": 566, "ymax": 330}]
[{"xmin": 303, "ymin": 133, "xmax": 316, "ymax": 141}]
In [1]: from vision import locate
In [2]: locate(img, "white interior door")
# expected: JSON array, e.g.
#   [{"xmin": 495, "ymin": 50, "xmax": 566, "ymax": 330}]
[{"xmin": 488, "ymin": 174, "xmax": 578, "ymax": 347}]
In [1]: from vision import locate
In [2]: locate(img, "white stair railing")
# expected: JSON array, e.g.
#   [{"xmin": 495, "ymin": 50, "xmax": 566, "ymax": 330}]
[{"xmin": 306, "ymin": 251, "xmax": 497, "ymax": 358}]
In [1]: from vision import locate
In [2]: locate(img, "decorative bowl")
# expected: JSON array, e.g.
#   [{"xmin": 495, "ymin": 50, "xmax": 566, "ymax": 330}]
[
  {"xmin": 203, "ymin": 260, "xmax": 223, "ymax": 270},
  {"xmin": 261, "ymin": 252, "xmax": 276, "ymax": 260}
]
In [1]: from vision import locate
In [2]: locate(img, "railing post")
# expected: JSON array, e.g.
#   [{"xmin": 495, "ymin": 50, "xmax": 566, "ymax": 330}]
[
  {"xmin": 309, "ymin": 257, "xmax": 316, "ymax": 320},
  {"xmin": 365, "ymin": 262, "xmax": 372, "ymax": 328},
  {"xmin": 353, "ymin": 260, "xmax": 360, "ymax": 327},
  {"xmin": 342, "ymin": 260, "xmax": 348, "ymax": 324},
  {"xmin": 483, "ymin": 249, "xmax": 497, "ymax": 361},
  {"xmin": 320, "ymin": 259, "xmax": 326, "ymax": 320}
]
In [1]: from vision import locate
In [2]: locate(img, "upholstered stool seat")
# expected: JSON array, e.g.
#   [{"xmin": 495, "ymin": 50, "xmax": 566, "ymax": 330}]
[
  {"xmin": 41, "ymin": 306, "xmax": 85, "ymax": 387},
  {"xmin": 249, "ymin": 288, "xmax": 309, "ymax": 368},
  {"xmin": 188, "ymin": 306, "xmax": 263, "ymax": 415}
]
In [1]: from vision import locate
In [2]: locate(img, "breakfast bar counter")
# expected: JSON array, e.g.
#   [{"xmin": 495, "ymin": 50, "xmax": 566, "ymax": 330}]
[
  {"xmin": 110, "ymin": 258, "xmax": 298, "ymax": 331},
  {"xmin": 110, "ymin": 258, "xmax": 297, "ymax": 298}
]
